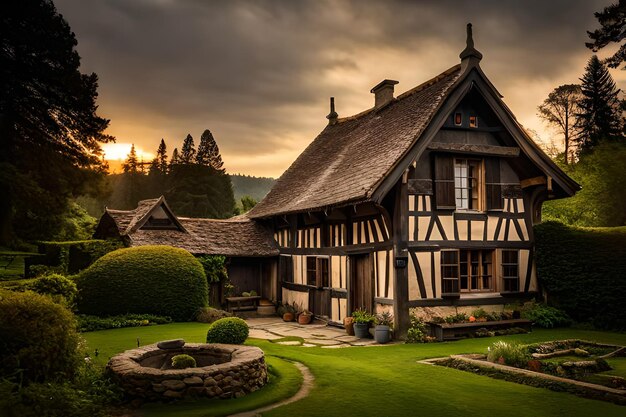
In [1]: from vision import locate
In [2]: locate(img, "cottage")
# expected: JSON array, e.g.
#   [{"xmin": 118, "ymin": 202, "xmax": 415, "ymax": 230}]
[{"xmin": 95, "ymin": 25, "xmax": 579, "ymax": 335}]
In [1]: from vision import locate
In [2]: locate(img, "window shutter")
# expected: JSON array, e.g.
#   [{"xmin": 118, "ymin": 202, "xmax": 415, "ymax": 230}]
[
  {"xmin": 485, "ymin": 158, "xmax": 503, "ymax": 210},
  {"xmin": 434, "ymin": 154, "xmax": 455, "ymax": 209}
]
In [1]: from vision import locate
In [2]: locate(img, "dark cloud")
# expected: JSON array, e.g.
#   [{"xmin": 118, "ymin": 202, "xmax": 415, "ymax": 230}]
[{"xmin": 55, "ymin": 0, "xmax": 615, "ymax": 176}]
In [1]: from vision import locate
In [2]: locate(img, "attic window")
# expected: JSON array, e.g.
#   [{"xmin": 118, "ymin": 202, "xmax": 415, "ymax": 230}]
[
  {"xmin": 454, "ymin": 113, "xmax": 462, "ymax": 126},
  {"xmin": 469, "ymin": 115, "xmax": 478, "ymax": 128}
]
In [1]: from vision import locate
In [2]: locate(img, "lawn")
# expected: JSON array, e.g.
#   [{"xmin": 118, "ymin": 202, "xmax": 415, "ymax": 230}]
[{"xmin": 82, "ymin": 324, "xmax": 626, "ymax": 417}]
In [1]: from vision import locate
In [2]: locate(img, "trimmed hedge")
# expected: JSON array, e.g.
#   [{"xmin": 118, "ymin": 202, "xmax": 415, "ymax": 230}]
[
  {"xmin": 27, "ymin": 240, "xmax": 124, "ymax": 277},
  {"xmin": 29, "ymin": 274, "xmax": 78, "ymax": 306},
  {"xmin": 535, "ymin": 222, "xmax": 626, "ymax": 330},
  {"xmin": 76, "ymin": 245, "xmax": 208, "ymax": 321},
  {"xmin": 0, "ymin": 290, "xmax": 81, "ymax": 383},
  {"xmin": 206, "ymin": 317, "xmax": 249, "ymax": 344}
]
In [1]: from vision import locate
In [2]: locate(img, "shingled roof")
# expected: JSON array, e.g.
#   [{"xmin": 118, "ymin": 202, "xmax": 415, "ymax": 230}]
[
  {"xmin": 100, "ymin": 198, "xmax": 278, "ymax": 257},
  {"xmin": 248, "ymin": 64, "xmax": 463, "ymax": 219}
]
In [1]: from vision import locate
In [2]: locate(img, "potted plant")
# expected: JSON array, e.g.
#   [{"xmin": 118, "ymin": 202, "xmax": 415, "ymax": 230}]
[
  {"xmin": 298, "ymin": 309, "xmax": 313, "ymax": 324},
  {"xmin": 374, "ymin": 311, "xmax": 393, "ymax": 344},
  {"xmin": 277, "ymin": 302, "xmax": 297, "ymax": 322},
  {"xmin": 351, "ymin": 308, "xmax": 375, "ymax": 339}
]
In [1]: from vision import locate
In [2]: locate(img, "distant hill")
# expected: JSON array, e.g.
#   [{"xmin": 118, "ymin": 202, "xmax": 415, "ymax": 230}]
[{"xmin": 229, "ymin": 174, "xmax": 276, "ymax": 202}]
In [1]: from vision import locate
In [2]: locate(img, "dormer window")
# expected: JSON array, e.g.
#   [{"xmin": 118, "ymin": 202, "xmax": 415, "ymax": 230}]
[
  {"xmin": 469, "ymin": 115, "xmax": 478, "ymax": 128},
  {"xmin": 454, "ymin": 113, "xmax": 462, "ymax": 126}
]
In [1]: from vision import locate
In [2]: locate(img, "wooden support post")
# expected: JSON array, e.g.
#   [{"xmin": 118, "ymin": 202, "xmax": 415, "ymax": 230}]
[{"xmin": 393, "ymin": 176, "xmax": 410, "ymax": 338}]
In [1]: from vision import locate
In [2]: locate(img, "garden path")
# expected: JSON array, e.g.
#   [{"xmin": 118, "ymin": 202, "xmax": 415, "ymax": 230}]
[{"xmin": 246, "ymin": 317, "xmax": 399, "ymax": 348}]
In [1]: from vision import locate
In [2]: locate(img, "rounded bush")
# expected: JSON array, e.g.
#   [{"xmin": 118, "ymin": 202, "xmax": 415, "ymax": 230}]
[
  {"xmin": 76, "ymin": 245, "xmax": 207, "ymax": 321},
  {"xmin": 196, "ymin": 306, "xmax": 232, "ymax": 323},
  {"xmin": 0, "ymin": 290, "xmax": 81, "ymax": 383},
  {"xmin": 171, "ymin": 354, "xmax": 196, "ymax": 369},
  {"xmin": 29, "ymin": 274, "xmax": 78, "ymax": 305},
  {"xmin": 206, "ymin": 317, "xmax": 249, "ymax": 344}
]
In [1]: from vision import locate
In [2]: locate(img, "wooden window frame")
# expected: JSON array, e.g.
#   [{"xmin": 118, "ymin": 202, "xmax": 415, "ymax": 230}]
[
  {"xmin": 441, "ymin": 250, "xmax": 460, "ymax": 295},
  {"xmin": 454, "ymin": 112, "xmax": 463, "ymax": 126},
  {"xmin": 442, "ymin": 249, "xmax": 496, "ymax": 295},
  {"xmin": 501, "ymin": 250, "xmax": 520, "ymax": 292},
  {"xmin": 454, "ymin": 158, "xmax": 485, "ymax": 211},
  {"xmin": 306, "ymin": 256, "xmax": 330, "ymax": 288},
  {"xmin": 459, "ymin": 250, "xmax": 493, "ymax": 293}
]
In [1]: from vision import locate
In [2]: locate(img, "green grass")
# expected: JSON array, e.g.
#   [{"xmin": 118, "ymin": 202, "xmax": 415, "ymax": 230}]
[
  {"xmin": 604, "ymin": 357, "xmax": 626, "ymax": 379},
  {"xmin": 81, "ymin": 325, "xmax": 626, "ymax": 417}
]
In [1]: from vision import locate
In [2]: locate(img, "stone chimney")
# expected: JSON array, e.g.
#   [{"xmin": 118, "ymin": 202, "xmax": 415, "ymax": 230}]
[
  {"xmin": 326, "ymin": 97, "xmax": 338, "ymax": 125},
  {"xmin": 370, "ymin": 79, "xmax": 399, "ymax": 108}
]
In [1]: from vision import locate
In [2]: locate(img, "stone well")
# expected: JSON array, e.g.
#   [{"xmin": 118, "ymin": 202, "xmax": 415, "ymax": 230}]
[{"xmin": 107, "ymin": 342, "xmax": 268, "ymax": 401}]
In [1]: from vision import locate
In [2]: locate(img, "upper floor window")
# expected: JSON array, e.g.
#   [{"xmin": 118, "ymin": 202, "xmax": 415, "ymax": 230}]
[
  {"xmin": 454, "ymin": 113, "xmax": 462, "ymax": 126},
  {"xmin": 454, "ymin": 159, "xmax": 482, "ymax": 210},
  {"xmin": 469, "ymin": 115, "xmax": 478, "ymax": 128},
  {"xmin": 435, "ymin": 155, "xmax": 503, "ymax": 211}
]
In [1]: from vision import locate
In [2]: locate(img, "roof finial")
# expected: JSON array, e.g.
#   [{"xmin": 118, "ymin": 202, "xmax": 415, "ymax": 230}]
[
  {"xmin": 326, "ymin": 97, "xmax": 338, "ymax": 125},
  {"xmin": 460, "ymin": 23, "xmax": 482, "ymax": 68}
]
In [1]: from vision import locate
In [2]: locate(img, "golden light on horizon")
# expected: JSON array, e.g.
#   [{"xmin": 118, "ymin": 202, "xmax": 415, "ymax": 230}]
[{"xmin": 101, "ymin": 143, "xmax": 155, "ymax": 162}]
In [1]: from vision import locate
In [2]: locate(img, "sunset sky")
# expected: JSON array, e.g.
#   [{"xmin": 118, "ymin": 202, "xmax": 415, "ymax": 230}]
[{"xmin": 55, "ymin": 0, "xmax": 625, "ymax": 177}]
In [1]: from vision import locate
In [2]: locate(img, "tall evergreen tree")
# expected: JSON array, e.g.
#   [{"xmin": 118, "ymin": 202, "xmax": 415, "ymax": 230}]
[
  {"xmin": 180, "ymin": 134, "xmax": 196, "ymax": 164},
  {"xmin": 170, "ymin": 148, "xmax": 180, "ymax": 168},
  {"xmin": 586, "ymin": 1, "xmax": 626, "ymax": 69},
  {"xmin": 122, "ymin": 144, "xmax": 139, "ymax": 173},
  {"xmin": 0, "ymin": 0, "xmax": 113, "ymax": 243},
  {"xmin": 156, "ymin": 138, "xmax": 168, "ymax": 173},
  {"xmin": 196, "ymin": 129, "xmax": 225, "ymax": 171},
  {"xmin": 576, "ymin": 55, "xmax": 623, "ymax": 154}
]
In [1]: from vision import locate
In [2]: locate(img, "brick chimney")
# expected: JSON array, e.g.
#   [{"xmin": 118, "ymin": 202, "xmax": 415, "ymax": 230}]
[{"xmin": 370, "ymin": 79, "xmax": 399, "ymax": 108}]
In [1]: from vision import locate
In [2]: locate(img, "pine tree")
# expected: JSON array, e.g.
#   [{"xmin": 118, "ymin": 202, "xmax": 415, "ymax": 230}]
[
  {"xmin": 170, "ymin": 148, "xmax": 180, "ymax": 169},
  {"xmin": 148, "ymin": 158, "xmax": 160, "ymax": 175},
  {"xmin": 195, "ymin": 130, "xmax": 212, "ymax": 165},
  {"xmin": 576, "ymin": 55, "xmax": 623, "ymax": 154},
  {"xmin": 586, "ymin": 1, "xmax": 626, "ymax": 69},
  {"xmin": 156, "ymin": 138, "xmax": 168, "ymax": 173},
  {"xmin": 195, "ymin": 129, "xmax": 225, "ymax": 171},
  {"xmin": 180, "ymin": 134, "xmax": 196, "ymax": 164},
  {"xmin": 122, "ymin": 144, "xmax": 139, "ymax": 173}
]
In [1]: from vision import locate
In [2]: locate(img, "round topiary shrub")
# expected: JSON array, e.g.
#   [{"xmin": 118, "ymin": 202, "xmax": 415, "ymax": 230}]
[
  {"xmin": 171, "ymin": 354, "xmax": 196, "ymax": 369},
  {"xmin": 0, "ymin": 290, "xmax": 81, "ymax": 383},
  {"xmin": 76, "ymin": 245, "xmax": 207, "ymax": 321},
  {"xmin": 29, "ymin": 274, "xmax": 78, "ymax": 306},
  {"xmin": 206, "ymin": 317, "xmax": 249, "ymax": 344}
]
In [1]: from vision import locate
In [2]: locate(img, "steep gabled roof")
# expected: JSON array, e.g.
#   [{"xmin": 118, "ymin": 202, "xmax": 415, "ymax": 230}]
[
  {"xmin": 249, "ymin": 64, "xmax": 463, "ymax": 219},
  {"xmin": 97, "ymin": 197, "xmax": 278, "ymax": 257}
]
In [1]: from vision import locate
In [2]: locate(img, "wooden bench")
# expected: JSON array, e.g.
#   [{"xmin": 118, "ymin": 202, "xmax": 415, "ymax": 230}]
[
  {"xmin": 225, "ymin": 296, "xmax": 261, "ymax": 313},
  {"xmin": 428, "ymin": 319, "xmax": 533, "ymax": 342}
]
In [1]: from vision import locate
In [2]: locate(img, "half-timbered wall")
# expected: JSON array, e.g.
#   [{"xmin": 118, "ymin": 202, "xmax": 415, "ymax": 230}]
[{"xmin": 403, "ymin": 116, "xmax": 538, "ymax": 301}]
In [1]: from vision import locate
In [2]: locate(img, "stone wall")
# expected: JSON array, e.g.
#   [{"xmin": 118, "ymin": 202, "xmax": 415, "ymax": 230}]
[{"xmin": 107, "ymin": 343, "xmax": 268, "ymax": 401}]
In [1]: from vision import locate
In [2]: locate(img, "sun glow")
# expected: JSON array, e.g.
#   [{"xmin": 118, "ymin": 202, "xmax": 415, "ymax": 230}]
[{"xmin": 101, "ymin": 143, "xmax": 155, "ymax": 162}]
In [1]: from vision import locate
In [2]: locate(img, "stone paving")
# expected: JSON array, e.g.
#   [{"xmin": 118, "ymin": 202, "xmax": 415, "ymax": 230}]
[{"xmin": 246, "ymin": 317, "xmax": 398, "ymax": 348}]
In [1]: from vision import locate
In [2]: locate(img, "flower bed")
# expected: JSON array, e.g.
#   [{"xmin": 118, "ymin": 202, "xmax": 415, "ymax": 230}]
[{"xmin": 431, "ymin": 339, "xmax": 626, "ymax": 405}]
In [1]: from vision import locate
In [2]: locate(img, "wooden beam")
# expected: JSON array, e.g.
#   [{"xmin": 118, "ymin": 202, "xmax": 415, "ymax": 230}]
[
  {"xmin": 520, "ymin": 176, "xmax": 546, "ymax": 189},
  {"xmin": 427, "ymin": 142, "xmax": 520, "ymax": 157}
]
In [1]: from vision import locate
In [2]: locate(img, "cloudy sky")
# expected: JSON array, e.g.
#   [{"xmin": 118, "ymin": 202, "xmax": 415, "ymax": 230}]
[{"xmin": 55, "ymin": 0, "xmax": 624, "ymax": 177}]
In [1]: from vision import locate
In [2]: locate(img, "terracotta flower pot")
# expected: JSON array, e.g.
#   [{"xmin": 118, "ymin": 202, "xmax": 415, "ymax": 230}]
[
  {"xmin": 298, "ymin": 313, "xmax": 312, "ymax": 325},
  {"xmin": 283, "ymin": 312, "xmax": 295, "ymax": 322}
]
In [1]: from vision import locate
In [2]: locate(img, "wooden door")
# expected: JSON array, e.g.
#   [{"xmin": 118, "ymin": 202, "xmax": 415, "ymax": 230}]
[{"xmin": 351, "ymin": 254, "xmax": 374, "ymax": 313}]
